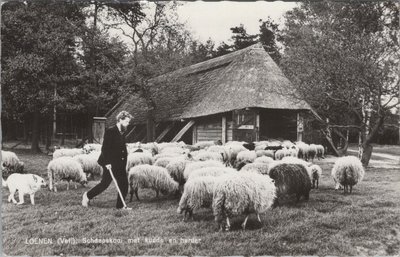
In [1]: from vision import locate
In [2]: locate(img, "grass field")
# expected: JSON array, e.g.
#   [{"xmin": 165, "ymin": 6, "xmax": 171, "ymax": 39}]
[{"xmin": 2, "ymin": 147, "xmax": 400, "ymax": 256}]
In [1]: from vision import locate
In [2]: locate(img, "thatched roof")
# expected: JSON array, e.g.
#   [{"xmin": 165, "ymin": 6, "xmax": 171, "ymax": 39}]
[{"xmin": 106, "ymin": 43, "xmax": 310, "ymax": 126}]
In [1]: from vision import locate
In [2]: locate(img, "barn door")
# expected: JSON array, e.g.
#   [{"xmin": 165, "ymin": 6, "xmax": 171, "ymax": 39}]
[{"xmin": 232, "ymin": 109, "xmax": 257, "ymax": 142}]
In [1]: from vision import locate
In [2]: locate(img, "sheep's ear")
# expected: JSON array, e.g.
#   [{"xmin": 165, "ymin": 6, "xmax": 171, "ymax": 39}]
[{"xmin": 32, "ymin": 175, "xmax": 38, "ymax": 183}]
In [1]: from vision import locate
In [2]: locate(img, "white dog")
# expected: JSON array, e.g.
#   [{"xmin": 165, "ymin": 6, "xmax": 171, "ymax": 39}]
[{"xmin": 3, "ymin": 173, "xmax": 47, "ymax": 205}]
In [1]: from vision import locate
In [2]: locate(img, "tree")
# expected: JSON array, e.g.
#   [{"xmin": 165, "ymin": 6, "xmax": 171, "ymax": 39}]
[
  {"xmin": 280, "ymin": 1, "xmax": 399, "ymax": 166},
  {"xmin": 259, "ymin": 17, "xmax": 281, "ymax": 63},
  {"xmin": 1, "ymin": 0, "xmax": 86, "ymax": 152}
]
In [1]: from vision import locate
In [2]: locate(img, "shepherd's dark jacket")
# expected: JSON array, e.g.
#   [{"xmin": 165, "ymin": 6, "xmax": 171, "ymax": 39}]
[{"xmin": 97, "ymin": 125, "xmax": 127, "ymax": 173}]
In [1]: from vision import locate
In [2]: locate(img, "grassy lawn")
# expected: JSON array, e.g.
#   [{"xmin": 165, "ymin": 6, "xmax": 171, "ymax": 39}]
[{"xmin": 2, "ymin": 148, "xmax": 400, "ymax": 256}]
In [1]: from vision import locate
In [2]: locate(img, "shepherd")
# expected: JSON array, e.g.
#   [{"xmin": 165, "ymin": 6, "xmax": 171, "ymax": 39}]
[{"xmin": 82, "ymin": 111, "xmax": 132, "ymax": 209}]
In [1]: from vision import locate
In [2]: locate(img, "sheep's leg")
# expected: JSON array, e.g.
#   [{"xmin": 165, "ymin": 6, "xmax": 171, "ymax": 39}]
[
  {"xmin": 66, "ymin": 181, "xmax": 70, "ymax": 191},
  {"xmin": 54, "ymin": 184, "xmax": 57, "ymax": 193},
  {"xmin": 74, "ymin": 183, "xmax": 77, "ymax": 190},
  {"xmin": 183, "ymin": 210, "xmax": 188, "ymax": 222},
  {"xmin": 225, "ymin": 217, "xmax": 231, "ymax": 231},
  {"xmin": 241, "ymin": 215, "xmax": 249, "ymax": 230},
  {"xmin": 350, "ymin": 185, "xmax": 353, "ymax": 194},
  {"xmin": 30, "ymin": 194, "xmax": 35, "ymax": 205},
  {"xmin": 9, "ymin": 191, "xmax": 17, "ymax": 204},
  {"xmin": 129, "ymin": 186, "xmax": 134, "ymax": 202},
  {"xmin": 189, "ymin": 210, "xmax": 194, "ymax": 221},
  {"xmin": 257, "ymin": 213, "xmax": 261, "ymax": 223},
  {"xmin": 316, "ymin": 179, "xmax": 319, "ymax": 189},
  {"xmin": 17, "ymin": 191, "xmax": 24, "ymax": 205},
  {"xmin": 135, "ymin": 189, "xmax": 140, "ymax": 201},
  {"xmin": 155, "ymin": 190, "xmax": 159, "ymax": 198}
]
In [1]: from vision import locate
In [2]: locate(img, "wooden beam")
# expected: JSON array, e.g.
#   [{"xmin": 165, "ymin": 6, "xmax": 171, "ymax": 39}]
[
  {"xmin": 125, "ymin": 125, "xmax": 137, "ymax": 141},
  {"xmin": 192, "ymin": 123, "xmax": 197, "ymax": 144},
  {"xmin": 222, "ymin": 116, "xmax": 227, "ymax": 144},
  {"xmin": 256, "ymin": 113, "xmax": 260, "ymax": 141},
  {"xmin": 297, "ymin": 112, "xmax": 304, "ymax": 142},
  {"xmin": 171, "ymin": 120, "xmax": 195, "ymax": 142},
  {"xmin": 155, "ymin": 123, "xmax": 174, "ymax": 143}
]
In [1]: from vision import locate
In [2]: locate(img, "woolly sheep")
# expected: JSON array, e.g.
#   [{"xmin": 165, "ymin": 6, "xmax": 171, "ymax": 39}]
[
  {"xmin": 268, "ymin": 163, "xmax": 311, "ymax": 205},
  {"xmin": 187, "ymin": 167, "xmax": 237, "ymax": 181},
  {"xmin": 275, "ymin": 149, "xmax": 290, "ymax": 160},
  {"xmin": 73, "ymin": 154, "xmax": 102, "ymax": 180},
  {"xmin": 308, "ymin": 144, "xmax": 318, "ymax": 161},
  {"xmin": 157, "ymin": 142, "xmax": 186, "ymax": 152},
  {"xmin": 47, "ymin": 157, "xmax": 87, "ymax": 192},
  {"xmin": 128, "ymin": 164, "xmax": 179, "ymax": 201},
  {"xmin": 280, "ymin": 156, "xmax": 313, "ymax": 180},
  {"xmin": 296, "ymin": 142, "xmax": 309, "ymax": 160},
  {"xmin": 53, "ymin": 148, "xmax": 84, "ymax": 159},
  {"xmin": 225, "ymin": 143, "xmax": 248, "ymax": 166},
  {"xmin": 166, "ymin": 157, "xmax": 190, "ymax": 190},
  {"xmin": 254, "ymin": 156, "xmax": 274, "ymax": 164},
  {"xmin": 1, "ymin": 150, "xmax": 24, "ymax": 178},
  {"xmin": 255, "ymin": 150, "xmax": 275, "ymax": 158},
  {"xmin": 154, "ymin": 157, "xmax": 175, "ymax": 168},
  {"xmin": 160, "ymin": 146, "xmax": 189, "ymax": 155},
  {"xmin": 194, "ymin": 141, "xmax": 217, "ymax": 149},
  {"xmin": 183, "ymin": 160, "xmax": 224, "ymax": 181},
  {"xmin": 193, "ymin": 151, "xmax": 224, "ymax": 162},
  {"xmin": 316, "ymin": 144, "xmax": 325, "ymax": 160},
  {"xmin": 240, "ymin": 162, "xmax": 270, "ymax": 175},
  {"xmin": 331, "ymin": 156, "xmax": 365, "ymax": 194},
  {"xmin": 309, "ymin": 164, "xmax": 322, "ymax": 189},
  {"xmin": 234, "ymin": 150, "xmax": 257, "ymax": 168},
  {"xmin": 126, "ymin": 152, "xmax": 154, "ymax": 171},
  {"xmin": 177, "ymin": 176, "xmax": 217, "ymax": 221},
  {"xmin": 282, "ymin": 140, "xmax": 294, "ymax": 149},
  {"xmin": 212, "ymin": 172, "xmax": 276, "ymax": 231},
  {"xmin": 83, "ymin": 143, "xmax": 101, "ymax": 154},
  {"xmin": 154, "ymin": 152, "xmax": 183, "ymax": 161},
  {"xmin": 207, "ymin": 145, "xmax": 229, "ymax": 163}
]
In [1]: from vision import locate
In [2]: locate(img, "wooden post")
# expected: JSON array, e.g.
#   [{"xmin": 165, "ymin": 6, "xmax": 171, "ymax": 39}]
[
  {"xmin": 192, "ymin": 123, "xmax": 197, "ymax": 145},
  {"xmin": 297, "ymin": 112, "xmax": 304, "ymax": 142},
  {"xmin": 171, "ymin": 120, "xmax": 195, "ymax": 142},
  {"xmin": 255, "ymin": 112, "xmax": 260, "ymax": 142},
  {"xmin": 222, "ymin": 116, "xmax": 227, "ymax": 144},
  {"xmin": 92, "ymin": 117, "xmax": 106, "ymax": 144}
]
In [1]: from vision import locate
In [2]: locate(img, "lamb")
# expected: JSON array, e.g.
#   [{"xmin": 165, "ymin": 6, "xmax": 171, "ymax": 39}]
[
  {"xmin": 309, "ymin": 164, "xmax": 322, "ymax": 189},
  {"xmin": 177, "ymin": 176, "xmax": 217, "ymax": 221},
  {"xmin": 53, "ymin": 148, "xmax": 84, "ymax": 159},
  {"xmin": 73, "ymin": 153, "xmax": 102, "ymax": 180},
  {"xmin": 268, "ymin": 163, "xmax": 311, "ymax": 205},
  {"xmin": 128, "ymin": 164, "xmax": 179, "ymax": 201},
  {"xmin": 331, "ymin": 156, "xmax": 365, "ymax": 194},
  {"xmin": 187, "ymin": 167, "xmax": 237, "ymax": 181},
  {"xmin": 47, "ymin": 157, "xmax": 87, "ymax": 192},
  {"xmin": 212, "ymin": 172, "xmax": 276, "ymax": 231},
  {"xmin": 126, "ymin": 152, "xmax": 154, "ymax": 171},
  {"xmin": 234, "ymin": 150, "xmax": 257, "ymax": 168},
  {"xmin": 1, "ymin": 150, "xmax": 24, "ymax": 178},
  {"xmin": 316, "ymin": 144, "xmax": 325, "ymax": 160},
  {"xmin": 183, "ymin": 160, "xmax": 224, "ymax": 181}
]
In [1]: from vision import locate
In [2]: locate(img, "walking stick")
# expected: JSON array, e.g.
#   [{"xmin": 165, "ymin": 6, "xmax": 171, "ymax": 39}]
[{"xmin": 106, "ymin": 166, "xmax": 128, "ymax": 209}]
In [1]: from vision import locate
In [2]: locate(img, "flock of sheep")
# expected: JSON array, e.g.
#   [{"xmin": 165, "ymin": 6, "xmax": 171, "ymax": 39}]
[{"xmin": 1, "ymin": 139, "xmax": 365, "ymax": 231}]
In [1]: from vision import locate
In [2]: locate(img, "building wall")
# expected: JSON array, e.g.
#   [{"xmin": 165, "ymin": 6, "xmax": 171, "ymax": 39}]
[{"xmin": 194, "ymin": 113, "xmax": 233, "ymax": 143}]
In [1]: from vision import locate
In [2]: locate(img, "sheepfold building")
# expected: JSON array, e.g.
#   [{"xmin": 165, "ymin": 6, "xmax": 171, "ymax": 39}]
[{"xmin": 100, "ymin": 43, "xmax": 311, "ymax": 144}]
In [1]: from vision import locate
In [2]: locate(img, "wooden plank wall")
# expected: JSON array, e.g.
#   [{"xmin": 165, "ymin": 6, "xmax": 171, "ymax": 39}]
[{"xmin": 195, "ymin": 115, "xmax": 233, "ymax": 142}]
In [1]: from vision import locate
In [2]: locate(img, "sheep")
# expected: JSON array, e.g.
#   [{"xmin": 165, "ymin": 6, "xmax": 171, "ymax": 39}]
[
  {"xmin": 160, "ymin": 146, "xmax": 188, "ymax": 155},
  {"xmin": 47, "ymin": 157, "xmax": 87, "ymax": 192},
  {"xmin": 268, "ymin": 163, "xmax": 311, "ymax": 205},
  {"xmin": 53, "ymin": 148, "xmax": 84, "ymax": 159},
  {"xmin": 187, "ymin": 167, "xmax": 237, "ymax": 181},
  {"xmin": 73, "ymin": 153, "xmax": 102, "ymax": 180},
  {"xmin": 193, "ymin": 141, "xmax": 216, "ymax": 150},
  {"xmin": 274, "ymin": 148, "xmax": 290, "ymax": 160},
  {"xmin": 234, "ymin": 150, "xmax": 257, "ymax": 169},
  {"xmin": 183, "ymin": 160, "xmax": 224, "ymax": 181},
  {"xmin": 207, "ymin": 145, "xmax": 229, "ymax": 163},
  {"xmin": 240, "ymin": 163, "xmax": 270, "ymax": 175},
  {"xmin": 225, "ymin": 143, "xmax": 248, "ymax": 166},
  {"xmin": 177, "ymin": 176, "xmax": 217, "ymax": 221},
  {"xmin": 212, "ymin": 172, "xmax": 276, "ymax": 231},
  {"xmin": 1, "ymin": 150, "xmax": 24, "ymax": 178},
  {"xmin": 126, "ymin": 152, "xmax": 154, "ymax": 171},
  {"xmin": 157, "ymin": 142, "xmax": 186, "ymax": 153},
  {"xmin": 254, "ymin": 156, "xmax": 274, "ymax": 164},
  {"xmin": 128, "ymin": 164, "xmax": 179, "ymax": 201},
  {"xmin": 255, "ymin": 150, "xmax": 275, "ymax": 159},
  {"xmin": 154, "ymin": 157, "xmax": 175, "ymax": 168},
  {"xmin": 309, "ymin": 164, "xmax": 322, "ymax": 189},
  {"xmin": 282, "ymin": 140, "xmax": 294, "ymax": 149},
  {"xmin": 280, "ymin": 156, "xmax": 313, "ymax": 180},
  {"xmin": 193, "ymin": 151, "xmax": 224, "ymax": 162},
  {"xmin": 166, "ymin": 158, "xmax": 190, "ymax": 191},
  {"xmin": 331, "ymin": 156, "xmax": 365, "ymax": 194},
  {"xmin": 154, "ymin": 152, "xmax": 183, "ymax": 161},
  {"xmin": 82, "ymin": 143, "xmax": 101, "ymax": 154},
  {"xmin": 136, "ymin": 142, "xmax": 159, "ymax": 156},
  {"xmin": 316, "ymin": 144, "xmax": 325, "ymax": 160},
  {"xmin": 308, "ymin": 144, "xmax": 318, "ymax": 162}
]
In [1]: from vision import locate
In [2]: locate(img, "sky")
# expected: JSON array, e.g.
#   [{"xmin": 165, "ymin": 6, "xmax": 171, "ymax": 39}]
[{"xmin": 177, "ymin": 1, "xmax": 298, "ymax": 44}]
